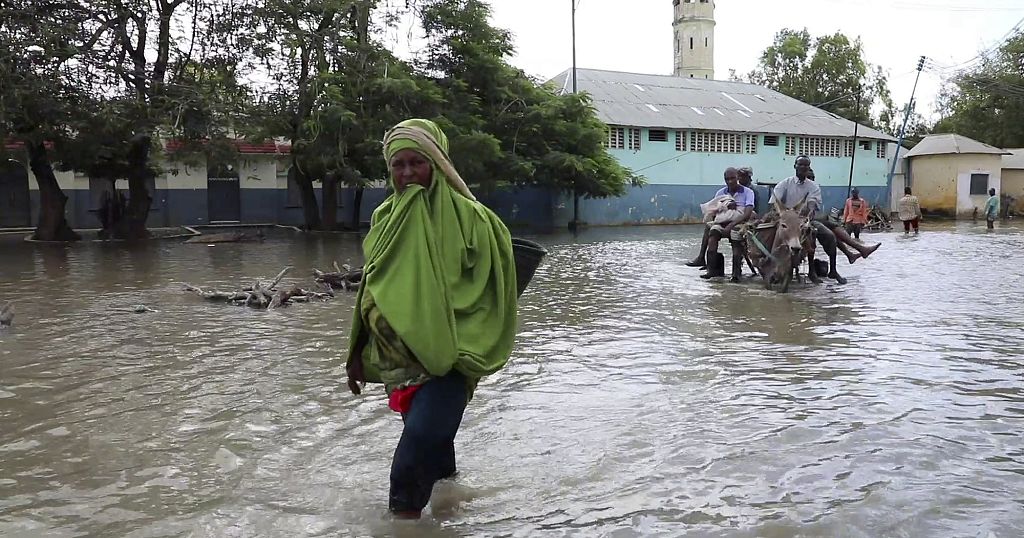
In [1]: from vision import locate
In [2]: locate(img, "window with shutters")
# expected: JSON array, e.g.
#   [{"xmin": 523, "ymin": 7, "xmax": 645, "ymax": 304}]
[
  {"xmin": 605, "ymin": 127, "xmax": 625, "ymax": 149},
  {"xmin": 690, "ymin": 131, "xmax": 743, "ymax": 153},
  {"xmin": 794, "ymin": 136, "xmax": 844, "ymax": 157},
  {"xmin": 675, "ymin": 131, "xmax": 686, "ymax": 151},
  {"xmin": 628, "ymin": 128, "xmax": 641, "ymax": 150}
]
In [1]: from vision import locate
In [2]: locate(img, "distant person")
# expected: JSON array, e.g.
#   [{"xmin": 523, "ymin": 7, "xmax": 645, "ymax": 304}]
[
  {"xmin": 738, "ymin": 166, "xmax": 755, "ymax": 211},
  {"xmin": 898, "ymin": 187, "xmax": 922, "ymax": 234},
  {"xmin": 985, "ymin": 188, "xmax": 999, "ymax": 230},
  {"xmin": 843, "ymin": 188, "xmax": 870, "ymax": 240},
  {"xmin": 738, "ymin": 167, "xmax": 754, "ymax": 190}
]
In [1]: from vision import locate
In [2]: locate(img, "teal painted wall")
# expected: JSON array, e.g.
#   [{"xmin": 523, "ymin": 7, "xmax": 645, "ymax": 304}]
[{"xmin": 608, "ymin": 128, "xmax": 890, "ymax": 189}]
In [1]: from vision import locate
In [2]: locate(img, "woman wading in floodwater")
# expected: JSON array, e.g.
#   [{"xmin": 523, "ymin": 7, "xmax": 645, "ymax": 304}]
[{"xmin": 345, "ymin": 119, "xmax": 519, "ymax": 519}]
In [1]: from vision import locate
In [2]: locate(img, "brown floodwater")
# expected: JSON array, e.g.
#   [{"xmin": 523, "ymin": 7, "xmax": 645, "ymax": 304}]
[{"xmin": 1, "ymin": 222, "xmax": 1023, "ymax": 537}]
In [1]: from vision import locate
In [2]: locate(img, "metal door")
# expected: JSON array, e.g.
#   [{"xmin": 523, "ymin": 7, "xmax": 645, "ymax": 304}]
[
  {"xmin": 0, "ymin": 160, "xmax": 31, "ymax": 227},
  {"xmin": 207, "ymin": 166, "xmax": 241, "ymax": 222}
]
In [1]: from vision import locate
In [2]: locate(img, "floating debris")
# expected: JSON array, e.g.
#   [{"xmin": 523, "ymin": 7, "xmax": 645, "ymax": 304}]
[{"xmin": 183, "ymin": 266, "xmax": 335, "ymax": 309}]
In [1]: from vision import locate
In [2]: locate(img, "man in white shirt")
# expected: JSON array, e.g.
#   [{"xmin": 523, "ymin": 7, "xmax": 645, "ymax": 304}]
[{"xmin": 770, "ymin": 156, "xmax": 879, "ymax": 284}]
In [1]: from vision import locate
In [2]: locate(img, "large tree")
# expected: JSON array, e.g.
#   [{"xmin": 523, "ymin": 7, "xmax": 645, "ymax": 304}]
[
  {"xmin": 0, "ymin": 0, "xmax": 107, "ymax": 241},
  {"xmin": 246, "ymin": 0, "xmax": 364, "ymax": 231},
  {"xmin": 414, "ymin": 0, "xmax": 640, "ymax": 199},
  {"xmin": 64, "ymin": 0, "xmax": 251, "ymax": 239},
  {"xmin": 749, "ymin": 29, "xmax": 895, "ymax": 132},
  {"xmin": 934, "ymin": 30, "xmax": 1024, "ymax": 148}
]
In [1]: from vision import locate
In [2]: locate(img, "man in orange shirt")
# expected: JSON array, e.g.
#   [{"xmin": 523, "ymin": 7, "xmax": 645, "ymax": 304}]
[{"xmin": 842, "ymin": 188, "xmax": 870, "ymax": 240}]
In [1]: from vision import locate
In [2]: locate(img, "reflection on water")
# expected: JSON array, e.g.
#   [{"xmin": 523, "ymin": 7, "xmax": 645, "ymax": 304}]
[{"xmin": 1, "ymin": 222, "xmax": 1024, "ymax": 537}]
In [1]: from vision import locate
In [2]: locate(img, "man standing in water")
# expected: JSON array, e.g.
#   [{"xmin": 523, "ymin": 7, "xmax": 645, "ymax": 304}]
[
  {"xmin": 985, "ymin": 188, "xmax": 1000, "ymax": 230},
  {"xmin": 843, "ymin": 188, "xmax": 870, "ymax": 240},
  {"xmin": 898, "ymin": 187, "xmax": 922, "ymax": 234}
]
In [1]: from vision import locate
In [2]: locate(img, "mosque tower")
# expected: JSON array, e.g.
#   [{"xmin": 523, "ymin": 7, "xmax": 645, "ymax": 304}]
[{"xmin": 672, "ymin": 0, "xmax": 715, "ymax": 79}]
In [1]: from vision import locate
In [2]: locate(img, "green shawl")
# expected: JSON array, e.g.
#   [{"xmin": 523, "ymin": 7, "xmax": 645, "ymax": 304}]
[{"xmin": 345, "ymin": 119, "xmax": 518, "ymax": 393}]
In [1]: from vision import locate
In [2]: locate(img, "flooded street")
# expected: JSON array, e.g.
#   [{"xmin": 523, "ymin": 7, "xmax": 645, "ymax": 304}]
[{"xmin": 2, "ymin": 222, "xmax": 1024, "ymax": 537}]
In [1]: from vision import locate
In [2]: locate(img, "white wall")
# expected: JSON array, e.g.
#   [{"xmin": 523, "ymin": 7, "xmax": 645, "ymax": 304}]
[
  {"xmin": 239, "ymin": 156, "xmax": 279, "ymax": 189},
  {"xmin": 955, "ymin": 160, "xmax": 1002, "ymax": 217}
]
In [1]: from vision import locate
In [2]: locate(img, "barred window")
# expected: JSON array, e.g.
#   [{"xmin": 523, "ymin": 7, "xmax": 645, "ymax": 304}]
[
  {"xmin": 764, "ymin": 135, "xmax": 779, "ymax": 147},
  {"xmin": 675, "ymin": 131, "xmax": 686, "ymax": 152},
  {"xmin": 649, "ymin": 129, "xmax": 668, "ymax": 142},
  {"xmin": 860, "ymin": 140, "xmax": 873, "ymax": 150},
  {"xmin": 785, "ymin": 136, "xmax": 797, "ymax": 156},
  {"xmin": 605, "ymin": 127, "xmax": 625, "ymax": 149},
  {"xmin": 690, "ymin": 131, "xmax": 743, "ymax": 153},
  {"xmin": 876, "ymin": 142, "xmax": 887, "ymax": 159},
  {"xmin": 796, "ymin": 136, "xmax": 844, "ymax": 158},
  {"xmin": 628, "ymin": 128, "xmax": 642, "ymax": 151},
  {"xmin": 745, "ymin": 134, "xmax": 758, "ymax": 154}
]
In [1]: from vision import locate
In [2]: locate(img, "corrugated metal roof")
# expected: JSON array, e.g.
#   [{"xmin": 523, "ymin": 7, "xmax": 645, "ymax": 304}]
[
  {"xmin": 904, "ymin": 133, "xmax": 1009, "ymax": 158},
  {"xmin": 549, "ymin": 68, "xmax": 896, "ymax": 141},
  {"xmin": 1002, "ymin": 148, "xmax": 1024, "ymax": 169}
]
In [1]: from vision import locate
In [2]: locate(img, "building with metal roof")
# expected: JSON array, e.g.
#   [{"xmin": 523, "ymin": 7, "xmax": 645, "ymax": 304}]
[
  {"xmin": 553, "ymin": 69, "xmax": 894, "ymax": 141},
  {"xmin": 904, "ymin": 133, "xmax": 1009, "ymax": 158},
  {"xmin": 548, "ymin": 68, "xmax": 898, "ymax": 225},
  {"xmin": 0, "ymin": 143, "xmax": 314, "ymax": 229},
  {"xmin": 903, "ymin": 133, "xmax": 1010, "ymax": 218}
]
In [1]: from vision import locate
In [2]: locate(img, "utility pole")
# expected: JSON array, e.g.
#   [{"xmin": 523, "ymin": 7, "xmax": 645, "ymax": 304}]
[
  {"xmin": 887, "ymin": 56, "xmax": 926, "ymax": 207},
  {"xmin": 847, "ymin": 89, "xmax": 861, "ymax": 199},
  {"xmin": 569, "ymin": 0, "xmax": 580, "ymax": 232}
]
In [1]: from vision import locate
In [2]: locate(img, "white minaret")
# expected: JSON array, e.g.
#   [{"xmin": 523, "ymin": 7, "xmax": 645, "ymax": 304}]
[{"xmin": 673, "ymin": 0, "xmax": 715, "ymax": 79}]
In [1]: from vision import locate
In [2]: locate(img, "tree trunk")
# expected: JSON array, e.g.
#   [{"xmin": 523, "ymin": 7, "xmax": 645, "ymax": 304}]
[
  {"xmin": 322, "ymin": 173, "xmax": 338, "ymax": 230},
  {"xmin": 351, "ymin": 186, "xmax": 364, "ymax": 230},
  {"xmin": 27, "ymin": 142, "xmax": 80, "ymax": 242},
  {"xmin": 115, "ymin": 134, "xmax": 153, "ymax": 240},
  {"xmin": 292, "ymin": 159, "xmax": 321, "ymax": 230}
]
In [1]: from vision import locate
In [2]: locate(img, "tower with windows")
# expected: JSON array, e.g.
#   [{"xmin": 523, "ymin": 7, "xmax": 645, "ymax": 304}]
[{"xmin": 672, "ymin": 0, "xmax": 715, "ymax": 79}]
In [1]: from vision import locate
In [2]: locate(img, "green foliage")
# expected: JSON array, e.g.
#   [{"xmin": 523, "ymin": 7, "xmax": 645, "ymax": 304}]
[
  {"xmin": 414, "ymin": 0, "xmax": 639, "ymax": 198},
  {"xmin": 2, "ymin": 0, "xmax": 637, "ymax": 234},
  {"xmin": 934, "ymin": 30, "xmax": 1024, "ymax": 148},
  {"xmin": 749, "ymin": 28, "xmax": 895, "ymax": 132},
  {"xmin": 0, "ymin": 0, "xmax": 95, "ymax": 152}
]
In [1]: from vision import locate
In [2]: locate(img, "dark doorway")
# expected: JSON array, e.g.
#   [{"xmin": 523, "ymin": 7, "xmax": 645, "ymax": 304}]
[
  {"xmin": 0, "ymin": 159, "xmax": 31, "ymax": 227},
  {"xmin": 208, "ymin": 164, "xmax": 240, "ymax": 222}
]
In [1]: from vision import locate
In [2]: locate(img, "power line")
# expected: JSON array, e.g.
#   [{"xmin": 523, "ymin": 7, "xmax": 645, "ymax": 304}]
[{"xmin": 922, "ymin": 15, "xmax": 1024, "ymax": 74}]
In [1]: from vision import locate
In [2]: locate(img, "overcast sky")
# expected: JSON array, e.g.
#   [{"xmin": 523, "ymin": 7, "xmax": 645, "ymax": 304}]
[{"xmin": 388, "ymin": 0, "xmax": 1024, "ymax": 122}]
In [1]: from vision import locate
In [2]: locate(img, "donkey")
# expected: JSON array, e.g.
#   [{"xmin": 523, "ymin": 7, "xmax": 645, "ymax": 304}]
[{"xmin": 746, "ymin": 198, "xmax": 814, "ymax": 293}]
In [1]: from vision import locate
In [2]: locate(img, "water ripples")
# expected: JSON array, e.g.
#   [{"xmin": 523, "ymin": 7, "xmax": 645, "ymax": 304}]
[{"xmin": 2, "ymin": 223, "xmax": 1024, "ymax": 536}]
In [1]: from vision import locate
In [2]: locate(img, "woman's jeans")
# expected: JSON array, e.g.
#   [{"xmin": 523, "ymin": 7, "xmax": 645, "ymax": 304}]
[{"xmin": 389, "ymin": 370, "xmax": 468, "ymax": 513}]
